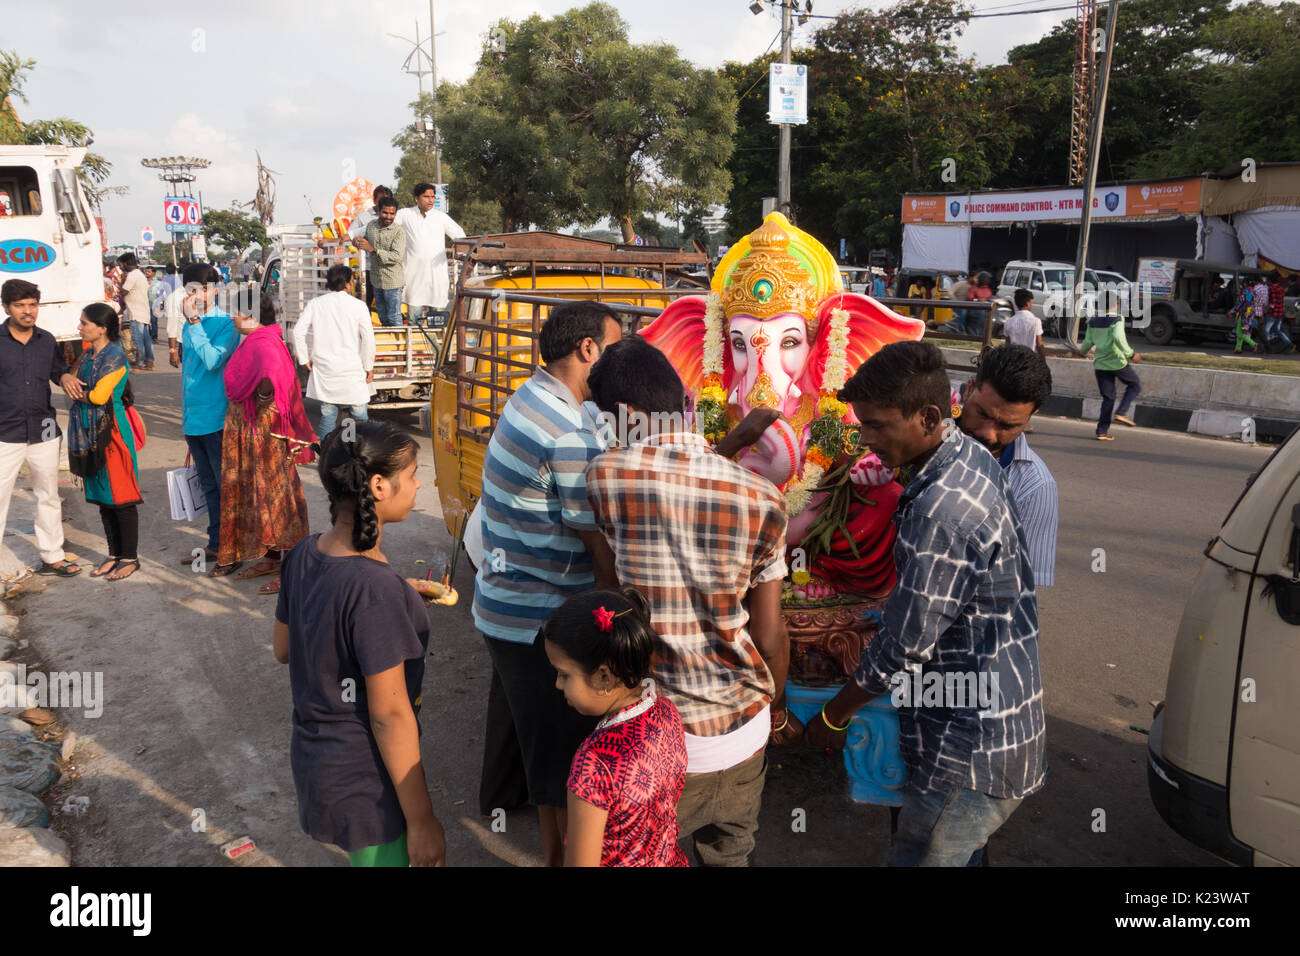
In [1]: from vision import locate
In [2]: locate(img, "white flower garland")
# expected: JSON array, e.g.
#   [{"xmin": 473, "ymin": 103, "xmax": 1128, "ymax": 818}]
[
  {"xmin": 823, "ymin": 307, "xmax": 851, "ymax": 392},
  {"xmin": 785, "ymin": 459, "xmax": 825, "ymax": 517},
  {"xmin": 702, "ymin": 293, "xmax": 725, "ymax": 378}
]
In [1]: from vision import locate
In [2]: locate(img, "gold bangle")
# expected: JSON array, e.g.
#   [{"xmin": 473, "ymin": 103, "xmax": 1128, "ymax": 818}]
[
  {"xmin": 771, "ymin": 712, "xmax": 789, "ymax": 734},
  {"xmin": 821, "ymin": 704, "xmax": 850, "ymax": 733}
]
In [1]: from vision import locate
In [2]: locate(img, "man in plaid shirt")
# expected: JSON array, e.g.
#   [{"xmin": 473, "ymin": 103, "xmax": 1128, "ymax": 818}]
[
  {"xmin": 585, "ymin": 338, "xmax": 794, "ymax": 867},
  {"xmin": 807, "ymin": 340, "xmax": 1046, "ymax": 866},
  {"xmin": 1264, "ymin": 271, "xmax": 1295, "ymax": 351}
]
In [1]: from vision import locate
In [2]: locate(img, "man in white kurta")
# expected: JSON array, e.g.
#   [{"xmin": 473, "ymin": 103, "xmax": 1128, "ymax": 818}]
[
  {"xmin": 396, "ymin": 183, "xmax": 465, "ymax": 327},
  {"xmin": 292, "ymin": 267, "xmax": 376, "ymax": 437}
]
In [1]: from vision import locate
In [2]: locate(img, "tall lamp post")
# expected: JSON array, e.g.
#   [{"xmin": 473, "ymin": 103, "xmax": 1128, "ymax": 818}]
[
  {"xmin": 141, "ymin": 156, "xmax": 210, "ymax": 267},
  {"xmin": 389, "ymin": 1, "xmax": 444, "ymax": 195}
]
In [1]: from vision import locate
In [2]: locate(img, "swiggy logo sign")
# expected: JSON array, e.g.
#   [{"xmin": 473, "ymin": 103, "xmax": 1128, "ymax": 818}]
[{"xmin": 0, "ymin": 239, "xmax": 56, "ymax": 273}]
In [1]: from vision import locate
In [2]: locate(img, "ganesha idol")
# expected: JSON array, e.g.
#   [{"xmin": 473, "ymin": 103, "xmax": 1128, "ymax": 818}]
[{"xmin": 641, "ymin": 213, "xmax": 925, "ymax": 804}]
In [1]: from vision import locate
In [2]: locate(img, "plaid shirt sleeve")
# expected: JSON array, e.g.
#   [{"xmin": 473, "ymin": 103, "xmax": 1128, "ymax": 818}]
[
  {"xmin": 750, "ymin": 503, "xmax": 789, "ymax": 586},
  {"xmin": 853, "ymin": 513, "xmax": 984, "ymax": 697},
  {"xmin": 550, "ymin": 428, "xmax": 604, "ymax": 532}
]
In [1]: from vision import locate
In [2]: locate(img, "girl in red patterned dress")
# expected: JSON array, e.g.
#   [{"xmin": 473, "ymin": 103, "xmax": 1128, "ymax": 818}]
[{"xmin": 543, "ymin": 588, "xmax": 689, "ymax": 867}]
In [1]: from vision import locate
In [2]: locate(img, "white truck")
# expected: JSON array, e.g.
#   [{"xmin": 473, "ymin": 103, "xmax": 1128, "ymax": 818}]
[
  {"xmin": 0, "ymin": 145, "xmax": 103, "ymax": 340},
  {"xmin": 260, "ymin": 224, "xmax": 442, "ymax": 410}
]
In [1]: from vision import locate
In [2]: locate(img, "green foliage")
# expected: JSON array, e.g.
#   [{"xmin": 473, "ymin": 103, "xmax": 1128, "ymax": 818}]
[
  {"xmin": 202, "ymin": 204, "xmax": 267, "ymax": 256},
  {"xmin": 401, "ymin": 3, "xmax": 736, "ymax": 237}
]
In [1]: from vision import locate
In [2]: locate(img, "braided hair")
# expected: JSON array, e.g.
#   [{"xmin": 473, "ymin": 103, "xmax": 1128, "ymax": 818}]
[{"xmin": 316, "ymin": 420, "xmax": 418, "ymax": 552}]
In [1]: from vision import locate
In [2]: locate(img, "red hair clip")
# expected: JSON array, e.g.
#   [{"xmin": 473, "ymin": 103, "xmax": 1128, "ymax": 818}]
[{"xmin": 593, "ymin": 606, "xmax": 615, "ymax": 632}]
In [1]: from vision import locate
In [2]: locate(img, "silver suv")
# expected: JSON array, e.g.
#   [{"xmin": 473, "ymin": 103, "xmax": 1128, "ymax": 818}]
[{"xmin": 997, "ymin": 260, "xmax": 1102, "ymax": 337}]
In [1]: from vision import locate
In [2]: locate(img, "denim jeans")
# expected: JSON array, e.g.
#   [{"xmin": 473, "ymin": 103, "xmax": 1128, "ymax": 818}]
[
  {"xmin": 150, "ymin": 313, "xmax": 159, "ymax": 341},
  {"xmin": 1262, "ymin": 314, "xmax": 1293, "ymax": 347},
  {"xmin": 185, "ymin": 431, "xmax": 224, "ymax": 552},
  {"xmin": 887, "ymin": 787, "xmax": 1023, "ymax": 866},
  {"xmin": 318, "ymin": 402, "xmax": 369, "ymax": 438},
  {"xmin": 135, "ymin": 321, "xmax": 154, "ymax": 363},
  {"xmin": 1095, "ymin": 365, "xmax": 1142, "ymax": 435},
  {"xmin": 375, "ymin": 286, "xmax": 404, "ymax": 327}
]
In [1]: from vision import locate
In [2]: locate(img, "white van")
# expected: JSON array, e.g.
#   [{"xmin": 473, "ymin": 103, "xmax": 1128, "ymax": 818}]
[
  {"xmin": 997, "ymin": 260, "xmax": 1103, "ymax": 337},
  {"xmin": 0, "ymin": 145, "xmax": 103, "ymax": 340},
  {"xmin": 1148, "ymin": 425, "xmax": 1300, "ymax": 866}
]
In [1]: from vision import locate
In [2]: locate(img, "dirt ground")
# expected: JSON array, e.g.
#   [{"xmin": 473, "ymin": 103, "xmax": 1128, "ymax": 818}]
[{"xmin": 2, "ymin": 359, "xmax": 1221, "ymax": 867}]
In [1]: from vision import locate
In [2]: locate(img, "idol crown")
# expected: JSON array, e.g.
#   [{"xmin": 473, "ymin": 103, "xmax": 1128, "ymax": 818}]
[{"xmin": 720, "ymin": 218, "xmax": 819, "ymax": 324}]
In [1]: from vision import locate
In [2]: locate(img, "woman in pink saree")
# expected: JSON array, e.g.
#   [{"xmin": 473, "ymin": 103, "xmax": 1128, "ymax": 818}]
[{"xmin": 213, "ymin": 294, "xmax": 317, "ymax": 591}]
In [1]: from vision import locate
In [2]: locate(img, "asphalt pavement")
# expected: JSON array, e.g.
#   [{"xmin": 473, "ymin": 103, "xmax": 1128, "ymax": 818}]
[{"xmin": 1, "ymin": 362, "xmax": 1273, "ymax": 866}]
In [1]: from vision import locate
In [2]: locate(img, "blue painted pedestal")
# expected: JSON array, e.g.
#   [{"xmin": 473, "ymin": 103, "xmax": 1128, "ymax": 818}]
[{"xmin": 786, "ymin": 680, "xmax": 906, "ymax": 806}]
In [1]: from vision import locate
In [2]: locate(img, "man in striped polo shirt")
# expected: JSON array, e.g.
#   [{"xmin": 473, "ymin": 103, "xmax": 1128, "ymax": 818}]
[
  {"xmin": 473, "ymin": 301, "xmax": 622, "ymax": 867},
  {"xmin": 957, "ymin": 344, "xmax": 1058, "ymax": 587}
]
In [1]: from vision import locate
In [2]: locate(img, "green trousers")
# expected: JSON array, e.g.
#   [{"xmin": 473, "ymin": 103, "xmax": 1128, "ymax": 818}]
[{"xmin": 348, "ymin": 833, "xmax": 408, "ymax": 867}]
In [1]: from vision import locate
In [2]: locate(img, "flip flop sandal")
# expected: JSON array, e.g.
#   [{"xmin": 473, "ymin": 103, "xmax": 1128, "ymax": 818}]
[
  {"xmin": 259, "ymin": 577, "xmax": 281, "ymax": 595},
  {"xmin": 1096, "ymin": 434, "xmax": 1115, "ymax": 441},
  {"xmin": 37, "ymin": 561, "xmax": 83, "ymax": 577},
  {"xmin": 90, "ymin": 559, "xmax": 119, "ymax": 578},
  {"xmin": 107, "ymin": 559, "xmax": 140, "ymax": 581},
  {"xmin": 207, "ymin": 562, "xmax": 243, "ymax": 577},
  {"xmin": 235, "ymin": 560, "xmax": 280, "ymax": 580}
]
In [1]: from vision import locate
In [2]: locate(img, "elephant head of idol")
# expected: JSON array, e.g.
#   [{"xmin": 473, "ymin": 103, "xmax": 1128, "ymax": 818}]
[{"xmin": 642, "ymin": 214, "xmax": 925, "ymax": 534}]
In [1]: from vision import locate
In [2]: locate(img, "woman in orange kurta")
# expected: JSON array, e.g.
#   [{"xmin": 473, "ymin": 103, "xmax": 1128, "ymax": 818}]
[{"xmin": 68, "ymin": 303, "xmax": 142, "ymax": 581}]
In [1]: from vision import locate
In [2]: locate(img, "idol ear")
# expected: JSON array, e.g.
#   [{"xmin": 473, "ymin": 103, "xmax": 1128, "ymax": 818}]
[
  {"xmin": 639, "ymin": 295, "xmax": 711, "ymax": 397},
  {"xmin": 796, "ymin": 292, "xmax": 927, "ymax": 407}
]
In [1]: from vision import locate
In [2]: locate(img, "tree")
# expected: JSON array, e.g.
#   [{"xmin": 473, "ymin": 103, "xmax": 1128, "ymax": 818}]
[
  {"xmin": 391, "ymin": 99, "xmax": 504, "ymax": 235},
  {"xmin": 423, "ymin": 3, "xmax": 736, "ymax": 241},
  {"xmin": 203, "ymin": 204, "xmax": 267, "ymax": 257},
  {"xmin": 0, "ymin": 50, "xmax": 119, "ymax": 209}
]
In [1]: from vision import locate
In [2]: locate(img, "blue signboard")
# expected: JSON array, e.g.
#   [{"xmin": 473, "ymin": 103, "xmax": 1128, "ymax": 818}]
[{"xmin": 0, "ymin": 239, "xmax": 56, "ymax": 273}]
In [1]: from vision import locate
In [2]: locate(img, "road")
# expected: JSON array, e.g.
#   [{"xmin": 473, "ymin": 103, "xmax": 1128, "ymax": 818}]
[{"xmin": 2, "ymin": 361, "xmax": 1272, "ymax": 867}]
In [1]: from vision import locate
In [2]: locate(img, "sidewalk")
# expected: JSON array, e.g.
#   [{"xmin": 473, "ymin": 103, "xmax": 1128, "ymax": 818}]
[{"xmin": 942, "ymin": 346, "xmax": 1300, "ymax": 443}]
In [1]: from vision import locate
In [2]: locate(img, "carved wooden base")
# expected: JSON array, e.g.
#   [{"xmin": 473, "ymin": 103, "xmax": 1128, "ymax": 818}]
[{"xmin": 782, "ymin": 591, "xmax": 886, "ymax": 686}]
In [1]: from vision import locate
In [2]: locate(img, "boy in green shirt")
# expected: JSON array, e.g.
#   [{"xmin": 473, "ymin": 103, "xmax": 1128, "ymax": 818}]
[{"xmin": 1079, "ymin": 309, "xmax": 1142, "ymax": 440}]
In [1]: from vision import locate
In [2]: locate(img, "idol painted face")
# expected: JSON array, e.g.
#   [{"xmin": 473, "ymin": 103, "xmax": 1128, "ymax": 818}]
[{"xmin": 728, "ymin": 312, "xmax": 811, "ymax": 414}]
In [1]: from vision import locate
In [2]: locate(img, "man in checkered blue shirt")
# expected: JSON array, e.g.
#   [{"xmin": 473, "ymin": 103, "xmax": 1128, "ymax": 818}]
[{"xmin": 807, "ymin": 340, "xmax": 1046, "ymax": 866}]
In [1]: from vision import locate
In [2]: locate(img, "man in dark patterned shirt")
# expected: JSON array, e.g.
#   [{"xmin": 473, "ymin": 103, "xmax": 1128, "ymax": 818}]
[{"xmin": 807, "ymin": 340, "xmax": 1046, "ymax": 866}]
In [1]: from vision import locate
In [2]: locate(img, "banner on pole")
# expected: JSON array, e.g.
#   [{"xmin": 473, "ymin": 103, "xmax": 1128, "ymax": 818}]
[{"xmin": 768, "ymin": 63, "xmax": 808, "ymax": 125}]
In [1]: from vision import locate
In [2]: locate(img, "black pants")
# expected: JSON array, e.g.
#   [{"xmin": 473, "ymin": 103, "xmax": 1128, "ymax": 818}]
[
  {"xmin": 478, "ymin": 663, "xmax": 530, "ymax": 816},
  {"xmin": 100, "ymin": 504, "xmax": 139, "ymax": 560},
  {"xmin": 365, "ymin": 270, "xmax": 376, "ymax": 310}
]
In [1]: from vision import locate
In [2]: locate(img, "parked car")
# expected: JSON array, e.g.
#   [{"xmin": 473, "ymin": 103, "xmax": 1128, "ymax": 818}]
[
  {"xmin": 1148, "ymin": 425, "xmax": 1300, "ymax": 865},
  {"xmin": 996, "ymin": 260, "xmax": 1104, "ymax": 337}
]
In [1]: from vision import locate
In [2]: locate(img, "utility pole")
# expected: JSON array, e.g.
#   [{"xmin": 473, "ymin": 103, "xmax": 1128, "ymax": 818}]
[
  {"xmin": 777, "ymin": 0, "xmax": 793, "ymax": 219},
  {"xmin": 429, "ymin": 0, "xmax": 442, "ymax": 187},
  {"xmin": 1068, "ymin": 0, "xmax": 1119, "ymax": 349}
]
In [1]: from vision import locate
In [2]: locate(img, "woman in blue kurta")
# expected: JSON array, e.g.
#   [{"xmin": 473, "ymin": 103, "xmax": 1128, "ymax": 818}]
[{"xmin": 68, "ymin": 303, "xmax": 143, "ymax": 581}]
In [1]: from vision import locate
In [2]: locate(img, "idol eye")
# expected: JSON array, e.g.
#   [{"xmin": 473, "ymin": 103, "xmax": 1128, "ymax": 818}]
[
  {"xmin": 781, "ymin": 336, "xmax": 800, "ymax": 349},
  {"xmin": 731, "ymin": 338, "xmax": 746, "ymax": 352}
]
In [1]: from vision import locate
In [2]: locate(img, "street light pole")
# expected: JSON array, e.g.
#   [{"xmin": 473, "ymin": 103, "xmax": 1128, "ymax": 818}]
[
  {"xmin": 429, "ymin": 0, "xmax": 442, "ymax": 187},
  {"xmin": 778, "ymin": 0, "xmax": 793, "ymax": 219}
]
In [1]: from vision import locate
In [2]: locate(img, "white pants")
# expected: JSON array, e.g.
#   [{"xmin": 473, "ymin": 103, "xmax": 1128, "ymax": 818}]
[{"xmin": 0, "ymin": 439, "xmax": 65, "ymax": 564}]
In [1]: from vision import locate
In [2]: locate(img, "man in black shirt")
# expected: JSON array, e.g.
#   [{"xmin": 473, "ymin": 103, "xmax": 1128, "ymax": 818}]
[{"xmin": 0, "ymin": 279, "xmax": 86, "ymax": 576}]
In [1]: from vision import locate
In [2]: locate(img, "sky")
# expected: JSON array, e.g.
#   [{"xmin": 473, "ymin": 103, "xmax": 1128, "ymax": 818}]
[{"xmin": 13, "ymin": 0, "xmax": 1079, "ymax": 247}]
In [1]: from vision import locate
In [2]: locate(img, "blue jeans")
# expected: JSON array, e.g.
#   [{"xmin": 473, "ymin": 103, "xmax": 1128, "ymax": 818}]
[
  {"xmin": 185, "ymin": 431, "xmax": 224, "ymax": 553},
  {"xmin": 1095, "ymin": 365, "xmax": 1142, "ymax": 435},
  {"xmin": 375, "ymin": 286, "xmax": 404, "ymax": 327},
  {"xmin": 887, "ymin": 787, "xmax": 1023, "ymax": 866},
  {"xmin": 1262, "ymin": 314, "xmax": 1293, "ymax": 346},
  {"xmin": 150, "ymin": 313, "xmax": 159, "ymax": 341},
  {"xmin": 318, "ymin": 402, "xmax": 369, "ymax": 438},
  {"xmin": 135, "ymin": 322, "xmax": 154, "ymax": 363}
]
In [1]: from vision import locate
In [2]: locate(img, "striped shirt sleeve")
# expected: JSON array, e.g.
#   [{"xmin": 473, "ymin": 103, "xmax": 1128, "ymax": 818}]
[
  {"xmin": 550, "ymin": 427, "xmax": 604, "ymax": 532},
  {"xmin": 1015, "ymin": 474, "xmax": 1058, "ymax": 587}
]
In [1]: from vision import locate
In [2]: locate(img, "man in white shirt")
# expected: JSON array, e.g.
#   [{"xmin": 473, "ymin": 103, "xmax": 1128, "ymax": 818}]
[
  {"xmin": 118, "ymin": 253, "xmax": 152, "ymax": 369},
  {"xmin": 1003, "ymin": 288, "xmax": 1045, "ymax": 356},
  {"xmin": 348, "ymin": 184, "xmax": 394, "ymax": 312},
  {"xmin": 291, "ymin": 265, "xmax": 375, "ymax": 437},
  {"xmin": 395, "ymin": 182, "xmax": 465, "ymax": 329}
]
